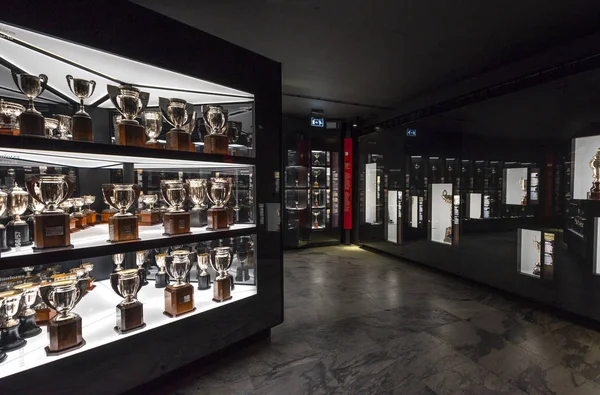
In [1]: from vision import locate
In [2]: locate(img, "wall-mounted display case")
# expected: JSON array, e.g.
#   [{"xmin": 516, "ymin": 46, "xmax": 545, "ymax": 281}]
[{"xmin": 0, "ymin": 2, "xmax": 282, "ymax": 393}]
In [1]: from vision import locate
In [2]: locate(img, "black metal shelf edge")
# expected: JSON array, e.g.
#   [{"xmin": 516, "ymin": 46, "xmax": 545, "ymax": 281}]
[
  {"xmin": 0, "ymin": 135, "xmax": 255, "ymax": 165},
  {"xmin": 0, "ymin": 225, "xmax": 256, "ymax": 269}
]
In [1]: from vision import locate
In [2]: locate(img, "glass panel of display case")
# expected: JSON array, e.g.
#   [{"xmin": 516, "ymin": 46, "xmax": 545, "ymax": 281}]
[
  {"xmin": 467, "ymin": 193, "xmax": 483, "ymax": 219},
  {"xmin": 410, "ymin": 195, "xmax": 419, "ymax": 228},
  {"xmin": 387, "ymin": 190, "xmax": 398, "ymax": 243},
  {"xmin": 503, "ymin": 167, "xmax": 528, "ymax": 205},
  {"xmin": 517, "ymin": 228, "xmax": 542, "ymax": 278},
  {"xmin": 429, "ymin": 183, "xmax": 453, "ymax": 245},
  {"xmin": 365, "ymin": 162, "xmax": 378, "ymax": 224}
]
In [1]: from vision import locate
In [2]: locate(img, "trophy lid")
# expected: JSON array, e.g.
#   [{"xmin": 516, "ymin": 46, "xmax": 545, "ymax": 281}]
[
  {"xmin": 13, "ymin": 282, "xmax": 38, "ymax": 291},
  {"xmin": 0, "ymin": 289, "xmax": 22, "ymax": 299},
  {"xmin": 171, "ymin": 249, "xmax": 190, "ymax": 256},
  {"xmin": 116, "ymin": 268, "xmax": 139, "ymax": 276}
]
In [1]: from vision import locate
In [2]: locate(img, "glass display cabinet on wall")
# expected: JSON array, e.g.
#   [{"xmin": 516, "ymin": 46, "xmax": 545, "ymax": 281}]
[{"xmin": 0, "ymin": 18, "xmax": 266, "ymax": 380}]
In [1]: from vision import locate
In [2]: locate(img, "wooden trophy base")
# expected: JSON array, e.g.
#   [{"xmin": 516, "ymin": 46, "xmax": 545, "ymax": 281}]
[
  {"xmin": 75, "ymin": 214, "xmax": 88, "ymax": 229},
  {"xmin": 164, "ymin": 284, "xmax": 195, "ymax": 317},
  {"xmin": 109, "ymin": 215, "xmax": 140, "ymax": 243},
  {"xmin": 35, "ymin": 307, "xmax": 57, "ymax": 326},
  {"xmin": 213, "ymin": 277, "xmax": 232, "ymax": 302},
  {"xmin": 118, "ymin": 123, "xmax": 146, "ymax": 148},
  {"xmin": 590, "ymin": 183, "xmax": 600, "ymax": 200},
  {"xmin": 204, "ymin": 134, "xmax": 229, "ymax": 154},
  {"xmin": 166, "ymin": 130, "xmax": 192, "ymax": 152},
  {"xmin": 86, "ymin": 212, "xmax": 97, "ymax": 226},
  {"xmin": 70, "ymin": 218, "xmax": 79, "ymax": 233},
  {"xmin": 145, "ymin": 141, "xmax": 164, "ymax": 150},
  {"xmin": 115, "ymin": 301, "xmax": 145, "ymax": 334},
  {"xmin": 0, "ymin": 128, "xmax": 19, "ymax": 136},
  {"xmin": 207, "ymin": 208, "xmax": 230, "ymax": 230},
  {"xmin": 33, "ymin": 213, "xmax": 72, "ymax": 250},
  {"xmin": 46, "ymin": 315, "xmax": 85, "ymax": 356},
  {"xmin": 72, "ymin": 114, "xmax": 93, "ymax": 142},
  {"xmin": 197, "ymin": 273, "xmax": 211, "ymax": 290},
  {"xmin": 190, "ymin": 209, "xmax": 207, "ymax": 227},
  {"xmin": 140, "ymin": 210, "xmax": 161, "ymax": 226},
  {"xmin": 19, "ymin": 111, "xmax": 45, "ymax": 137},
  {"xmin": 163, "ymin": 212, "xmax": 191, "ymax": 236},
  {"xmin": 101, "ymin": 211, "xmax": 116, "ymax": 223}
]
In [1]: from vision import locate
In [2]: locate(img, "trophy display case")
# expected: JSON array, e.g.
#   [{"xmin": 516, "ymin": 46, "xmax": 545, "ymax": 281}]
[
  {"xmin": 428, "ymin": 183, "xmax": 453, "ymax": 245},
  {"xmin": 517, "ymin": 228, "xmax": 556, "ymax": 280},
  {"xmin": 310, "ymin": 150, "xmax": 330, "ymax": 230},
  {"xmin": 0, "ymin": 3, "xmax": 281, "ymax": 394},
  {"xmin": 385, "ymin": 190, "xmax": 402, "ymax": 244},
  {"xmin": 284, "ymin": 149, "xmax": 310, "ymax": 248}
]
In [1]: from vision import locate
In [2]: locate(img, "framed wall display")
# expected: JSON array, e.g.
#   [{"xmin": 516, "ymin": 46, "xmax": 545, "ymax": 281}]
[
  {"xmin": 428, "ymin": 183, "xmax": 453, "ymax": 245},
  {"xmin": 503, "ymin": 168, "xmax": 528, "ymax": 206}
]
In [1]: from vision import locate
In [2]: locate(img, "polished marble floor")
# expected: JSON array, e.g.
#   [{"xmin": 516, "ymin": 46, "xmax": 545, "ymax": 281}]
[{"xmin": 142, "ymin": 246, "xmax": 600, "ymax": 395}]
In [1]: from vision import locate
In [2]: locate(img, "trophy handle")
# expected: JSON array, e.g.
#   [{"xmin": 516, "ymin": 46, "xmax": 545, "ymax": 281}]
[
  {"xmin": 165, "ymin": 255, "xmax": 174, "ymax": 280},
  {"xmin": 127, "ymin": 185, "xmax": 142, "ymax": 212},
  {"xmin": 138, "ymin": 91, "xmax": 150, "ymax": 116},
  {"xmin": 25, "ymin": 175, "xmax": 44, "ymax": 207},
  {"xmin": 39, "ymin": 284, "xmax": 54, "ymax": 311},
  {"xmin": 88, "ymin": 80, "xmax": 97, "ymax": 97},
  {"xmin": 75, "ymin": 278, "xmax": 88, "ymax": 304},
  {"xmin": 66, "ymin": 75, "xmax": 76, "ymax": 96},
  {"xmin": 11, "ymin": 71, "xmax": 24, "ymax": 94},
  {"xmin": 206, "ymin": 180, "xmax": 215, "ymax": 205},
  {"xmin": 58, "ymin": 175, "xmax": 76, "ymax": 206},
  {"xmin": 110, "ymin": 272, "xmax": 124, "ymax": 298},
  {"xmin": 135, "ymin": 269, "xmax": 144, "ymax": 295},
  {"xmin": 158, "ymin": 97, "xmax": 175, "ymax": 127},
  {"xmin": 38, "ymin": 74, "xmax": 48, "ymax": 96},
  {"xmin": 102, "ymin": 184, "xmax": 119, "ymax": 211},
  {"xmin": 185, "ymin": 252, "xmax": 194, "ymax": 277},
  {"xmin": 223, "ymin": 178, "xmax": 233, "ymax": 205},
  {"xmin": 182, "ymin": 104, "xmax": 195, "ymax": 127},
  {"xmin": 106, "ymin": 85, "xmax": 123, "ymax": 116},
  {"xmin": 208, "ymin": 250, "xmax": 218, "ymax": 273},
  {"xmin": 160, "ymin": 183, "xmax": 171, "ymax": 207}
]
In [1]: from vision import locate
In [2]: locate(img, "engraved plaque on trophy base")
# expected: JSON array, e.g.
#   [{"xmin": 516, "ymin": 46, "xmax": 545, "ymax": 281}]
[
  {"xmin": 86, "ymin": 212, "xmax": 97, "ymax": 226},
  {"xmin": 190, "ymin": 209, "xmax": 207, "ymax": 227},
  {"xmin": 204, "ymin": 134, "xmax": 229, "ymax": 155},
  {"xmin": 74, "ymin": 215, "xmax": 88, "ymax": 229},
  {"xmin": 45, "ymin": 315, "xmax": 85, "ymax": 355},
  {"xmin": 140, "ymin": 210, "xmax": 161, "ymax": 226},
  {"xmin": 101, "ymin": 211, "xmax": 116, "ymax": 223},
  {"xmin": 7, "ymin": 222, "xmax": 32, "ymax": 247},
  {"xmin": 0, "ymin": 324, "xmax": 26, "ymax": 352},
  {"xmin": 163, "ymin": 212, "xmax": 191, "ymax": 236},
  {"xmin": 0, "ymin": 227, "xmax": 9, "ymax": 252},
  {"xmin": 19, "ymin": 314, "xmax": 42, "ymax": 338},
  {"xmin": 33, "ymin": 212, "xmax": 72, "ymax": 250},
  {"xmin": 72, "ymin": 115, "xmax": 93, "ymax": 142},
  {"xmin": 35, "ymin": 307, "xmax": 57, "ymax": 325},
  {"xmin": 197, "ymin": 273, "xmax": 210, "ymax": 290},
  {"xmin": 108, "ymin": 216, "xmax": 140, "ymax": 243},
  {"xmin": 115, "ymin": 301, "xmax": 145, "ymax": 334},
  {"xmin": 166, "ymin": 130, "xmax": 192, "ymax": 152},
  {"xmin": 164, "ymin": 284, "xmax": 195, "ymax": 317},
  {"xmin": 87, "ymin": 278, "xmax": 96, "ymax": 291},
  {"xmin": 155, "ymin": 272, "xmax": 169, "ymax": 288},
  {"xmin": 19, "ymin": 112, "xmax": 45, "ymax": 137},
  {"xmin": 117, "ymin": 123, "xmax": 146, "ymax": 148},
  {"xmin": 213, "ymin": 277, "xmax": 232, "ymax": 303},
  {"xmin": 207, "ymin": 208, "xmax": 229, "ymax": 230}
]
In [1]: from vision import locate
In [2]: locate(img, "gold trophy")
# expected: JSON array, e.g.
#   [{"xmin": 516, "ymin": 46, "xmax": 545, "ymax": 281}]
[
  {"xmin": 54, "ymin": 114, "xmax": 72, "ymax": 140},
  {"xmin": 590, "ymin": 148, "xmax": 600, "ymax": 200},
  {"xmin": 14, "ymin": 282, "xmax": 42, "ymax": 338},
  {"xmin": 66, "ymin": 75, "xmax": 96, "ymax": 142},
  {"xmin": 313, "ymin": 190, "xmax": 319, "ymax": 207},
  {"xmin": 139, "ymin": 194, "xmax": 161, "ymax": 226},
  {"xmin": 102, "ymin": 184, "xmax": 141, "ymax": 243},
  {"xmin": 206, "ymin": 178, "xmax": 232, "ymax": 230},
  {"xmin": 186, "ymin": 179, "xmax": 207, "ymax": 227},
  {"xmin": 113, "ymin": 253, "xmax": 125, "ymax": 272},
  {"xmin": 519, "ymin": 177, "xmax": 527, "ymax": 205},
  {"xmin": 12, "ymin": 72, "xmax": 48, "ymax": 137},
  {"xmin": 161, "ymin": 181, "xmax": 191, "ymax": 236},
  {"xmin": 164, "ymin": 250, "xmax": 195, "ymax": 317},
  {"xmin": 141, "ymin": 111, "xmax": 164, "ymax": 149},
  {"xmin": 7, "ymin": 180, "xmax": 32, "ymax": 247},
  {"xmin": 154, "ymin": 253, "xmax": 169, "ymax": 288},
  {"xmin": 110, "ymin": 268, "xmax": 145, "ymax": 334},
  {"xmin": 0, "ymin": 99, "xmax": 25, "ymax": 136},
  {"xmin": 313, "ymin": 211, "xmax": 320, "ymax": 229},
  {"xmin": 107, "ymin": 84, "xmax": 149, "ymax": 147},
  {"xmin": 202, "ymin": 105, "xmax": 228, "ymax": 154},
  {"xmin": 72, "ymin": 197, "xmax": 88, "ymax": 229},
  {"xmin": 0, "ymin": 289, "xmax": 26, "ymax": 351},
  {"xmin": 82, "ymin": 195, "xmax": 97, "ymax": 225},
  {"xmin": 159, "ymin": 97, "xmax": 194, "ymax": 151},
  {"xmin": 26, "ymin": 174, "xmax": 75, "ymax": 250},
  {"xmin": 39, "ymin": 278, "xmax": 88, "ymax": 355},
  {"xmin": 210, "ymin": 247, "xmax": 233, "ymax": 302},
  {"xmin": 441, "ymin": 190, "xmax": 453, "ymax": 244},
  {"xmin": 533, "ymin": 237, "xmax": 541, "ymax": 276},
  {"xmin": 313, "ymin": 169, "xmax": 321, "ymax": 188}
]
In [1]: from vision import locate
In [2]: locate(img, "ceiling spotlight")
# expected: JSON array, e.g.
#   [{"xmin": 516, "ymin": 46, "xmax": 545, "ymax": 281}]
[{"xmin": 352, "ymin": 123, "xmax": 358, "ymax": 128}]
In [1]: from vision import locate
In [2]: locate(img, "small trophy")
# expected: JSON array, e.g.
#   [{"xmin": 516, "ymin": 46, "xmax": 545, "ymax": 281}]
[
  {"xmin": 313, "ymin": 190, "xmax": 319, "ymax": 207},
  {"xmin": 82, "ymin": 195, "xmax": 97, "ymax": 225},
  {"xmin": 196, "ymin": 252, "xmax": 211, "ymax": 290},
  {"xmin": 0, "ymin": 99, "xmax": 25, "ymax": 136},
  {"xmin": 39, "ymin": 278, "xmax": 88, "ymax": 355},
  {"xmin": 0, "ymin": 191, "xmax": 10, "ymax": 251},
  {"xmin": 227, "ymin": 121, "xmax": 242, "ymax": 144},
  {"xmin": 441, "ymin": 190, "xmax": 453, "ymax": 244},
  {"xmin": 103, "ymin": 184, "xmax": 141, "ymax": 243},
  {"xmin": 60, "ymin": 199, "xmax": 78, "ymax": 233},
  {"xmin": 590, "ymin": 148, "xmax": 600, "ymax": 200},
  {"xmin": 202, "ymin": 105, "xmax": 229, "ymax": 154},
  {"xmin": 186, "ymin": 179, "xmax": 208, "ymax": 227},
  {"xmin": 12, "ymin": 72, "xmax": 48, "ymax": 137},
  {"xmin": 139, "ymin": 194, "xmax": 161, "ymax": 225},
  {"xmin": 533, "ymin": 237, "xmax": 541, "ymax": 276},
  {"xmin": 206, "ymin": 178, "xmax": 232, "ymax": 230},
  {"xmin": 159, "ymin": 97, "xmax": 194, "ymax": 151},
  {"xmin": 7, "ymin": 180, "xmax": 32, "ymax": 248},
  {"xmin": 313, "ymin": 211, "xmax": 320, "ymax": 229},
  {"xmin": 235, "ymin": 247, "xmax": 251, "ymax": 282},
  {"xmin": 313, "ymin": 169, "xmax": 321, "ymax": 188},
  {"xmin": 107, "ymin": 84, "xmax": 149, "ymax": 147},
  {"xmin": 110, "ymin": 268, "xmax": 145, "ymax": 334},
  {"xmin": 161, "ymin": 181, "xmax": 191, "ymax": 236},
  {"xmin": 80, "ymin": 262, "xmax": 95, "ymax": 291},
  {"xmin": 0, "ymin": 289, "xmax": 26, "ymax": 352},
  {"xmin": 154, "ymin": 253, "xmax": 169, "ymax": 288},
  {"xmin": 210, "ymin": 247, "xmax": 233, "ymax": 302},
  {"xmin": 164, "ymin": 250, "xmax": 195, "ymax": 317},
  {"xmin": 72, "ymin": 197, "xmax": 88, "ymax": 229},
  {"xmin": 54, "ymin": 114, "xmax": 72, "ymax": 140},
  {"xmin": 136, "ymin": 251, "xmax": 149, "ymax": 286},
  {"xmin": 141, "ymin": 111, "xmax": 164, "ymax": 149},
  {"xmin": 13, "ymin": 282, "xmax": 42, "ymax": 338},
  {"xmin": 66, "ymin": 75, "xmax": 96, "ymax": 142},
  {"xmin": 113, "ymin": 253, "xmax": 125, "ymax": 272},
  {"xmin": 44, "ymin": 118, "xmax": 58, "ymax": 138},
  {"xmin": 26, "ymin": 174, "xmax": 75, "ymax": 250}
]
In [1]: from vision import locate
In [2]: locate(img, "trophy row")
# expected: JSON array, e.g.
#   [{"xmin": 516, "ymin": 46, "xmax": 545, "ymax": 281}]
[
  {"xmin": 0, "ymin": 244, "xmax": 246, "ymax": 361},
  {"xmin": 0, "ymin": 174, "xmax": 235, "ymax": 251},
  {"xmin": 0, "ymin": 72, "xmax": 244, "ymax": 154}
]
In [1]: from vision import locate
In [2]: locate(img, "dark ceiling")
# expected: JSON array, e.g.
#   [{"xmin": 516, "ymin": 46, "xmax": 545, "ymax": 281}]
[{"xmin": 133, "ymin": 0, "xmax": 600, "ymax": 120}]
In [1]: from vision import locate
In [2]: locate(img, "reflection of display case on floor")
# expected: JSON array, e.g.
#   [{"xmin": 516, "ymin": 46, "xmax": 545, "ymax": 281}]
[{"xmin": 518, "ymin": 228, "xmax": 558, "ymax": 280}]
